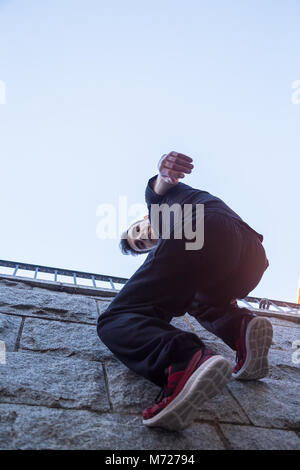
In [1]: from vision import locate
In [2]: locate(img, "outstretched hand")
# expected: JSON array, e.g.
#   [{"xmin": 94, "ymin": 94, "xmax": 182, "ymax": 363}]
[{"xmin": 158, "ymin": 151, "xmax": 194, "ymax": 184}]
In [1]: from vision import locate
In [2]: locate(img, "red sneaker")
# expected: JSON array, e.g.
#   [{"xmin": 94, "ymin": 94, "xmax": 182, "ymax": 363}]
[
  {"xmin": 142, "ymin": 347, "xmax": 232, "ymax": 431},
  {"xmin": 233, "ymin": 316, "xmax": 273, "ymax": 380}
]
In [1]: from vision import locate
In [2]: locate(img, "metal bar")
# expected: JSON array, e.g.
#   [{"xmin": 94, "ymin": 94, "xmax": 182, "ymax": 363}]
[
  {"xmin": 248, "ymin": 295, "xmax": 300, "ymax": 309},
  {"xmin": 0, "ymin": 260, "xmax": 128, "ymax": 285},
  {"xmin": 73, "ymin": 273, "xmax": 77, "ymax": 285},
  {"xmin": 91, "ymin": 275, "xmax": 96, "ymax": 288},
  {"xmin": 109, "ymin": 278, "xmax": 115, "ymax": 290},
  {"xmin": 12, "ymin": 264, "xmax": 19, "ymax": 276},
  {"xmin": 270, "ymin": 302, "xmax": 284, "ymax": 312},
  {"xmin": 241, "ymin": 299, "xmax": 255, "ymax": 309},
  {"xmin": 283, "ymin": 303, "xmax": 296, "ymax": 310},
  {"xmin": 34, "ymin": 267, "xmax": 39, "ymax": 279},
  {"xmin": 54, "ymin": 270, "xmax": 58, "ymax": 282}
]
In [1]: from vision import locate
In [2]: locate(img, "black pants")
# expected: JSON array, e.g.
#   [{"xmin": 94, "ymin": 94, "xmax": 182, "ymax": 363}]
[{"xmin": 97, "ymin": 214, "xmax": 269, "ymax": 387}]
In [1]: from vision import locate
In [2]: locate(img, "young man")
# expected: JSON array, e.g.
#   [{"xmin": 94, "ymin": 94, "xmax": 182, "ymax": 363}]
[{"xmin": 97, "ymin": 151, "xmax": 273, "ymax": 431}]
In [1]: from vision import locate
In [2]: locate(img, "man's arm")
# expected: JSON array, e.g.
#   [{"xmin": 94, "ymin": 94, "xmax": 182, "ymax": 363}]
[{"xmin": 152, "ymin": 151, "xmax": 194, "ymax": 195}]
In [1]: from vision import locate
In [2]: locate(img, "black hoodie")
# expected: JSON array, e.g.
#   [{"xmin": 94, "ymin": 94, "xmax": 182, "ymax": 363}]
[{"xmin": 103, "ymin": 175, "xmax": 264, "ymax": 318}]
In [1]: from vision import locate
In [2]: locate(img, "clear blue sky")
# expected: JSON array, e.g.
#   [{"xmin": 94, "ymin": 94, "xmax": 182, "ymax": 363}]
[{"xmin": 0, "ymin": 0, "xmax": 299, "ymax": 302}]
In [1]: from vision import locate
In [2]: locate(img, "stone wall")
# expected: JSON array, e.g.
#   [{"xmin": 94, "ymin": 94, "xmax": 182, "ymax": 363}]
[{"xmin": 0, "ymin": 276, "xmax": 299, "ymax": 450}]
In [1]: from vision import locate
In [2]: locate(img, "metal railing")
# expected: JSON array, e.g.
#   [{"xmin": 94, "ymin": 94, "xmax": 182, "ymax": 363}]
[
  {"xmin": 0, "ymin": 259, "xmax": 299, "ymax": 316},
  {"xmin": 0, "ymin": 259, "xmax": 127, "ymax": 291},
  {"xmin": 243, "ymin": 295, "xmax": 300, "ymax": 315}
]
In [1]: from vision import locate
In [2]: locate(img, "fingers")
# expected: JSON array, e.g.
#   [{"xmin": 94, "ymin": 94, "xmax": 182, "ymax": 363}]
[
  {"xmin": 163, "ymin": 160, "xmax": 193, "ymax": 174},
  {"xmin": 164, "ymin": 169, "xmax": 185, "ymax": 179},
  {"xmin": 161, "ymin": 168, "xmax": 185, "ymax": 180},
  {"xmin": 159, "ymin": 151, "xmax": 193, "ymax": 165},
  {"xmin": 168, "ymin": 151, "xmax": 193, "ymax": 162},
  {"xmin": 159, "ymin": 151, "xmax": 194, "ymax": 177},
  {"xmin": 166, "ymin": 151, "xmax": 193, "ymax": 167}
]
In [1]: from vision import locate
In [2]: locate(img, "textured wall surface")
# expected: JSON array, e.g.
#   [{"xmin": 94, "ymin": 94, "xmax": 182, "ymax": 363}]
[{"xmin": 0, "ymin": 276, "xmax": 299, "ymax": 450}]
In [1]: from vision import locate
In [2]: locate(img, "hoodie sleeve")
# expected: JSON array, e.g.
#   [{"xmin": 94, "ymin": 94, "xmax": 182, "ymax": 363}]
[{"xmin": 145, "ymin": 174, "xmax": 195, "ymax": 209}]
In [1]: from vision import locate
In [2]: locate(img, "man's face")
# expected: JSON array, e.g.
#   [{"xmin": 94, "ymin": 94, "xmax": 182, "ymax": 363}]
[{"xmin": 127, "ymin": 216, "xmax": 158, "ymax": 253}]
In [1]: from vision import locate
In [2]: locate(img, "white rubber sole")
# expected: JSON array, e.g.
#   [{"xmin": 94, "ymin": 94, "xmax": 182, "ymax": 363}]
[
  {"xmin": 232, "ymin": 316, "xmax": 273, "ymax": 381},
  {"xmin": 143, "ymin": 355, "xmax": 232, "ymax": 431}
]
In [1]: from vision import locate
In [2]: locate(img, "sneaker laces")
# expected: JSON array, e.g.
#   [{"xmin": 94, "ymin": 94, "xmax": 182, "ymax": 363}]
[
  {"xmin": 154, "ymin": 361, "xmax": 188, "ymax": 404},
  {"xmin": 154, "ymin": 350, "xmax": 210, "ymax": 405}
]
